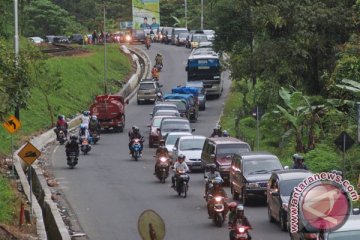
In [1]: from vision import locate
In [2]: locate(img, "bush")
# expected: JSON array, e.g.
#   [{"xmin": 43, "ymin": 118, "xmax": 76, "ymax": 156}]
[{"xmin": 304, "ymin": 144, "xmax": 341, "ymax": 172}]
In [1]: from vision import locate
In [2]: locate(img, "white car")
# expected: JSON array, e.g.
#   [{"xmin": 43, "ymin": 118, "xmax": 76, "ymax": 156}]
[
  {"xmin": 164, "ymin": 132, "xmax": 192, "ymax": 158},
  {"xmin": 172, "ymin": 135, "xmax": 206, "ymax": 171}
]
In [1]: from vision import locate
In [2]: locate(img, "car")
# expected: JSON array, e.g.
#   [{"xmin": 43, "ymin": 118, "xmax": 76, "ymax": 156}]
[
  {"xmin": 164, "ymin": 132, "xmax": 193, "ymax": 158},
  {"xmin": 69, "ymin": 34, "xmax": 84, "ymax": 45},
  {"xmin": 154, "ymin": 109, "xmax": 181, "ymax": 117},
  {"xmin": 196, "ymin": 41, "xmax": 213, "ymax": 49},
  {"xmin": 158, "ymin": 117, "xmax": 195, "ymax": 139},
  {"xmin": 201, "ymin": 137, "xmax": 251, "ymax": 181},
  {"xmin": 150, "ymin": 102, "xmax": 179, "ymax": 118},
  {"xmin": 185, "ymin": 81, "xmax": 206, "ymax": 110},
  {"xmin": 176, "ymin": 32, "xmax": 189, "ymax": 46},
  {"xmin": 173, "ymin": 135, "xmax": 206, "ymax": 171},
  {"xmin": 28, "ymin": 37, "xmax": 44, "ymax": 44},
  {"xmin": 147, "ymin": 116, "xmax": 178, "ymax": 148},
  {"xmin": 267, "ymin": 169, "xmax": 313, "ymax": 231},
  {"xmin": 137, "ymin": 79, "xmax": 162, "ymax": 104},
  {"xmin": 44, "ymin": 35, "xmax": 56, "ymax": 43},
  {"xmin": 53, "ymin": 36, "xmax": 70, "ymax": 44},
  {"xmin": 187, "ymin": 34, "xmax": 209, "ymax": 49},
  {"xmin": 229, "ymin": 151, "xmax": 283, "ymax": 205},
  {"xmin": 203, "ymin": 29, "xmax": 215, "ymax": 41},
  {"xmin": 171, "ymin": 27, "xmax": 189, "ymax": 45},
  {"xmin": 163, "ymin": 98, "xmax": 190, "ymax": 119}
]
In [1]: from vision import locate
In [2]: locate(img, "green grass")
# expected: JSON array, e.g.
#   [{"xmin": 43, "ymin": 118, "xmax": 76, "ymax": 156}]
[
  {"xmin": 0, "ymin": 177, "xmax": 18, "ymax": 224},
  {"xmin": 0, "ymin": 44, "xmax": 131, "ymax": 154}
]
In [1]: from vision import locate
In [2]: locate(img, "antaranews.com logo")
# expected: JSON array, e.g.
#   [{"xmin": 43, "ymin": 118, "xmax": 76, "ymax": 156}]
[{"xmin": 289, "ymin": 172, "xmax": 359, "ymax": 233}]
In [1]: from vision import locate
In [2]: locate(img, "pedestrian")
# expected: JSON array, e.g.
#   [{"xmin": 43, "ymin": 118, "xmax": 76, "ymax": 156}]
[{"xmin": 92, "ymin": 30, "xmax": 98, "ymax": 44}]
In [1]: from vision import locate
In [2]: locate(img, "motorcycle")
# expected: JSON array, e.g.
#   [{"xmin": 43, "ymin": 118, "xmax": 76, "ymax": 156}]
[
  {"xmin": 174, "ymin": 169, "xmax": 189, "ymax": 198},
  {"xmin": 155, "ymin": 155, "xmax": 170, "ymax": 183},
  {"xmin": 131, "ymin": 138, "xmax": 143, "ymax": 161},
  {"xmin": 208, "ymin": 195, "xmax": 227, "ymax": 227},
  {"xmin": 229, "ymin": 223, "xmax": 252, "ymax": 240},
  {"xmin": 145, "ymin": 39, "xmax": 151, "ymax": 49},
  {"xmin": 57, "ymin": 130, "xmax": 66, "ymax": 145},
  {"xmin": 89, "ymin": 130, "xmax": 100, "ymax": 144},
  {"xmin": 67, "ymin": 152, "xmax": 78, "ymax": 169},
  {"xmin": 80, "ymin": 136, "xmax": 91, "ymax": 155}
]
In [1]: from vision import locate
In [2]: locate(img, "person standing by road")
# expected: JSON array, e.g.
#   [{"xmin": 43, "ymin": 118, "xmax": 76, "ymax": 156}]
[{"xmin": 92, "ymin": 30, "xmax": 98, "ymax": 44}]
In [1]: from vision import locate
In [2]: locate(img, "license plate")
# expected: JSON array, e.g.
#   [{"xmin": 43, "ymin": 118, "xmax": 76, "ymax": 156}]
[
  {"xmin": 180, "ymin": 175, "xmax": 187, "ymax": 178},
  {"xmin": 236, "ymin": 234, "xmax": 247, "ymax": 238},
  {"xmin": 191, "ymin": 165, "xmax": 202, "ymax": 169},
  {"xmin": 198, "ymin": 66, "xmax": 210, "ymax": 70}
]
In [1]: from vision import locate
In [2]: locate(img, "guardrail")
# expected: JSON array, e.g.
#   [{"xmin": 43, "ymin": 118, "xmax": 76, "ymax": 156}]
[{"xmin": 13, "ymin": 44, "xmax": 150, "ymax": 239}]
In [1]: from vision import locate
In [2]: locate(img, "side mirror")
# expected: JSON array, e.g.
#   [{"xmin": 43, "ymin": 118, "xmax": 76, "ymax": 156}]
[
  {"xmin": 284, "ymin": 166, "xmax": 289, "ymax": 170},
  {"xmin": 125, "ymin": 99, "xmax": 129, "ymax": 104},
  {"xmin": 191, "ymin": 128, "xmax": 196, "ymax": 132},
  {"xmin": 210, "ymin": 154, "xmax": 215, "ymax": 161}
]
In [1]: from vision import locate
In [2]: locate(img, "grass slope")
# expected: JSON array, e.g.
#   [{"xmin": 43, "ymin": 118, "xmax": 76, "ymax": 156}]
[
  {"xmin": 0, "ymin": 177, "xmax": 18, "ymax": 223},
  {"xmin": 0, "ymin": 44, "xmax": 131, "ymax": 154}
]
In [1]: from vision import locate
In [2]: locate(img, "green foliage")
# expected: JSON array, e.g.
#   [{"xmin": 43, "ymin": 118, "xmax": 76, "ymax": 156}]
[
  {"xmin": 304, "ymin": 144, "xmax": 340, "ymax": 172},
  {"xmin": 0, "ymin": 177, "xmax": 17, "ymax": 224},
  {"xmin": 0, "ymin": 44, "xmax": 131, "ymax": 154}
]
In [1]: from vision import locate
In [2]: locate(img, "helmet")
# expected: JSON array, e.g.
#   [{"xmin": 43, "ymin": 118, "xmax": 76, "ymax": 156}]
[
  {"xmin": 83, "ymin": 111, "xmax": 89, "ymax": 116},
  {"xmin": 296, "ymin": 155, "xmax": 304, "ymax": 162},
  {"xmin": 91, "ymin": 115, "xmax": 97, "ymax": 120},
  {"xmin": 156, "ymin": 92, "xmax": 162, "ymax": 97},
  {"xmin": 215, "ymin": 124, "xmax": 221, "ymax": 130},
  {"xmin": 159, "ymin": 139, "xmax": 165, "ymax": 146},
  {"xmin": 292, "ymin": 153, "xmax": 299, "ymax": 161},
  {"xmin": 208, "ymin": 163, "xmax": 216, "ymax": 172},
  {"xmin": 222, "ymin": 130, "xmax": 229, "ymax": 137},
  {"xmin": 213, "ymin": 176, "xmax": 223, "ymax": 185},
  {"xmin": 58, "ymin": 115, "xmax": 64, "ymax": 120},
  {"xmin": 236, "ymin": 204, "xmax": 244, "ymax": 214},
  {"xmin": 178, "ymin": 154, "xmax": 185, "ymax": 161},
  {"xmin": 228, "ymin": 202, "xmax": 238, "ymax": 211},
  {"xmin": 133, "ymin": 126, "xmax": 139, "ymax": 132},
  {"xmin": 80, "ymin": 124, "xmax": 87, "ymax": 129},
  {"xmin": 70, "ymin": 135, "xmax": 78, "ymax": 141}
]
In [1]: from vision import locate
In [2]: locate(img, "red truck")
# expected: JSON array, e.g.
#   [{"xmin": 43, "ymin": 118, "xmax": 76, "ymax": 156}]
[{"xmin": 89, "ymin": 95, "xmax": 128, "ymax": 132}]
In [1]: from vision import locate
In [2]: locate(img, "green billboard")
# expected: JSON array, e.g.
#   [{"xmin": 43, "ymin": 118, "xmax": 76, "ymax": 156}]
[{"xmin": 132, "ymin": 0, "xmax": 160, "ymax": 30}]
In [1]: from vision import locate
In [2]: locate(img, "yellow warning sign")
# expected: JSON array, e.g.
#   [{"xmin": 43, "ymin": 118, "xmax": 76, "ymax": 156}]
[
  {"xmin": 138, "ymin": 209, "xmax": 165, "ymax": 240},
  {"xmin": 3, "ymin": 115, "xmax": 21, "ymax": 134},
  {"xmin": 18, "ymin": 142, "xmax": 41, "ymax": 165}
]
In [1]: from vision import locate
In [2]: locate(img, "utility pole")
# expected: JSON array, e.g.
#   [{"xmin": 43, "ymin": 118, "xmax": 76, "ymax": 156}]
[
  {"xmin": 185, "ymin": 0, "xmax": 188, "ymax": 29},
  {"xmin": 103, "ymin": 4, "xmax": 107, "ymax": 95},
  {"xmin": 14, "ymin": 0, "xmax": 20, "ymax": 120},
  {"xmin": 200, "ymin": 0, "xmax": 204, "ymax": 30}
]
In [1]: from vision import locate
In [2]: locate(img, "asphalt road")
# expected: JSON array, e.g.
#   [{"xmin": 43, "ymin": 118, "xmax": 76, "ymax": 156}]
[{"xmin": 51, "ymin": 43, "xmax": 289, "ymax": 240}]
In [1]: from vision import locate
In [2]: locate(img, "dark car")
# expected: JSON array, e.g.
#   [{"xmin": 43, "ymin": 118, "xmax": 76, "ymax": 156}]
[
  {"xmin": 176, "ymin": 32, "xmax": 189, "ymax": 46},
  {"xmin": 69, "ymin": 34, "xmax": 84, "ymax": 44},
  {"xmin": 229, "ymin": 151, "xmax": 283, "ymax": 205},
  {"xmin": 150, "ymin": 102, "xmax": 178, "ymax": 119},
  {"xmin": 267, "ymin": 169, "xmax": 312, "ymax": 231},
  {"xmin": 53, "ymin": 36, "xmax": 70, "ymax": 44},
  {"xmin": 185, "ymin": 81, "xmax": 206, "ymax": 110},
  {"xmin": 164, "ymin": 99, "xmax": 190, "ymax": 119},
  {"xmin": 147, "ymin": 115, "xmax": 178, "ymax": 148}
]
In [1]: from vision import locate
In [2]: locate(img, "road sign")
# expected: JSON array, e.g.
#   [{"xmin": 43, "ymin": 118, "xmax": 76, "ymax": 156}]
[
  {"xmin": 334, "ymin": 131, "xmax": 354, "ymax": 152},
  {"xmin": 18, "ymin": 142, "xmax": 41, "ymax": 165},
  {"xmin": 138, "ymin": 209, "xmax": 165, "ymax": 240},
  {"xmin": 251, "ymin": 106, "xmax": 264, "ymax": 120},
  {"xmin": 3, "ymin": 115, "xmax": 21, "ymax": 134}
]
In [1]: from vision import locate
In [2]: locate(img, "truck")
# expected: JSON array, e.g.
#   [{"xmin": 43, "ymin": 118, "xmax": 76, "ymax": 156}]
[{"xmin": 89, "ymin": 95, "xmax": 128, "ymax": 132}]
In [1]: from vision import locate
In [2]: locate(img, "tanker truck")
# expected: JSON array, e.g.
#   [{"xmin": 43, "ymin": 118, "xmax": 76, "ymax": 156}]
[{"xmin": 89, "ymin": 95, "xmax": 129, "ymax": 133}]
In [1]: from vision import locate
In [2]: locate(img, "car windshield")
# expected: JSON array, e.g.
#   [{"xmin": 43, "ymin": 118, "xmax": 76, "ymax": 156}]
[
  {"xmin": 165, "ymin": 135, "xmax": 184, "ymax": 145},
  {"xmin": 139, "ymin": 83, "xmax": 155, "ymax": 90},
  {"xmin": 152, "ymin": 118, "xmax": 163, "ymax": 127},
  {"xmin": 193, "ymin": 35, "xmax": 208, "ymax": 42},
  {"xmin": 216, "ymin": 144, "xmax": 250, "ymax": 156},
  {"xmin": 244, "ymin": 159, "xmax": 282, "ymax": 175},
  {"xmin": 166, "ymin": 101, "xmax": 186, "ymax": 111},
  {"xmin": 161, "ymin": 122, "xmax": 190, "ymax": 132},
  {"xmin": 180, "ymin": 139, "xmax": 205, "ymax": 151},
  {"xmin": 328, "ymin": 230, "xmax": 360, "ymax": 240},
  {"xmin": 154, "ymin": 111, "xmax": 179, "ymax": 117},
  {"xmin": 279, "ymin": 179, "xmax": 307, "ymax": 196},
  {"xmin": 153, "ymin": 106, "xmax": 177, "ymax": 114},
  {"xmin": 179, "ymin": 33, "xmax": 188, "ymax": 38}
]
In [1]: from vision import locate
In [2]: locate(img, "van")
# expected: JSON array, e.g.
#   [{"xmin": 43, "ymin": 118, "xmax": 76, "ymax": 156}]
[
  {"xmin": 201, "ymin": 137, "xmax": 251, "ymax": 181},
  {"xmin": 171, "ymin": 28, "xmax": 188, "ymax": 45}
]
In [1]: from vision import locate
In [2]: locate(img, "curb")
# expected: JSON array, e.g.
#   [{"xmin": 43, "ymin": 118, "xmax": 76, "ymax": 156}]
[{"xmin": 13, "ymin": 44, "xmax": 150, "ymax": 240}]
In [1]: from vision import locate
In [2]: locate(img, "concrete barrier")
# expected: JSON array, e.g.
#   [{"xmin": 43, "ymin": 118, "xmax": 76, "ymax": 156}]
[{"xmin": 13, "ymin": 44, "xmax": 150, "ymax": 239}]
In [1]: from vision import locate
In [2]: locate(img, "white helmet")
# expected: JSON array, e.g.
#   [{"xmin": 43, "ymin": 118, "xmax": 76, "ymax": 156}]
[{"xmin": 156, "ymin": 92, "xmax": 162, "ymax": 97}]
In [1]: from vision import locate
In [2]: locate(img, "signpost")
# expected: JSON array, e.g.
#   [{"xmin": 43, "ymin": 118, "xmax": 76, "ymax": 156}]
[
  {"xmin": 138, "ymin": 209, "xmax": 165, "ymax": 240},
  {"xmin": 17, "ymin": 142, "xmax": 41, "ymax": 218},
  {"xmin": 334, "ymin": 131, "xmax": 355, "ymax": 178},
  {"xmin": 2, "ymin": 115, "xmax": 21, "ymax": 177}
]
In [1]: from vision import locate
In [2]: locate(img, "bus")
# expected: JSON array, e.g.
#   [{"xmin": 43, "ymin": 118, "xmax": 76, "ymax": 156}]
[{"xmin": 185, "ymin": 52, "xmax": 222, "ymax": 97}]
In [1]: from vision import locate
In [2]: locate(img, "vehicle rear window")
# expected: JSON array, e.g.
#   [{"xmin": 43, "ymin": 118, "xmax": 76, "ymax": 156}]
[
  {"xmin": 139, "ymin": 83, "xmax": 155, "ymax": 90},
  {"xmin": 180, "ymin": 139, "xmax": 205, "ymax": 151},
  {"xmin": 161, "ymin": 122, "xmax": 190, "ymax": 132},
  {"xmin": 192, "ymin": 35, "xmax": 208, "ymax": 42},
  {"xmin": 165, "ymin": 134, "xmax": 185, "ymax": 145},
  {"xmin": 216, "ymin": 144, "xmax": 250, "ymax": 156},
  {"xmin": 280, "ymin": 179, "xmax": 306, "ymax": 196},
  {"xmin": 153, "ymin": 106, "xmax": 177, "ymax": 115},
  {"xmin": 328, "ymin": 231, "xmax": 360, "ymax": 239},
  {"xmin": 243, "ymin": 159, "xmax": 282, "ymax": 176},
  {"xmin": 166, "ymin": 101, "xmax": 186, "ymax": 111},
  {"xmin": 154, "ymin": 111, "xmax": 179, "ymax": 117},
  {"xmin": 152, "ymin": 118, "xmax": 162, "ymax": 127}
]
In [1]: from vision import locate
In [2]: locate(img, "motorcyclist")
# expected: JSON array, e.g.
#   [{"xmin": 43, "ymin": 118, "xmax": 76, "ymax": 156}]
[
  {"xmin": 81, "ymin": 111, "xmax": 90, "ymax": 129},
  {"xmin": 154, "ymin": 139, "xmax": 171, "ymax": 174},
  {"xmin": 211, "ymin": 125, "xmax": 223, "ymax": 137},
  {"xmin": 228, "ymin": 202, "xmax": 238, "ymax": 225},
  {"xmin": 128, "ymin": 125, "xmax": 144, "ymax": 155},
  {"xmin": 155, "ymin": 53, "xmax": 163, "ymax": 66},
  {"xmin": 171, "ymin": 154, "xmax": 189, "ymax": 188},
  {"xmin": 151, "ymin": 66, "xmax": 159, "ymax": 80},
  {"xmin": 145, "ymin": 33, "xmax": 151, "ymax": 46},
  {"xmin": 207, "ymin": 176, "xmax": 228, "ymax": 219},
  {"xmin": 79, "ymin": 124, "xmax": 91, "ymax": 143},
  {"xmin": 292, "ymin": 154, "xmax": 308, "ymax": 170},
  {"xmin": 222, "ymin": 130, "xmax": 230, "ymax": 137},
  {"xmin": 89, "ymin": 115, "xmax": 100, "ymax": 133},
  {"xmin": 204, "ymin": 164, "xmax": 222, "ymax": 197},
  {"xmin": 55, "ymin": 115, "xmax": 68, "ymax": 139},
  {"xmin": 155, "ymin": 92, "xmax": 163, "ymax": 102},
  {"xmin": 229, "ymin": 205, "xmax": 252, "ymax": 240},
  {"xmin": 65, "ymin": 135, "xmax": 80, "ymax": 160}
]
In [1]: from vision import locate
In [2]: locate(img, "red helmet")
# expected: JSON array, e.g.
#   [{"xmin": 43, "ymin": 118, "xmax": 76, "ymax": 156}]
[{"xmin": 228, "ymin": 202, "xmax": 238, "ymax": 211}]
